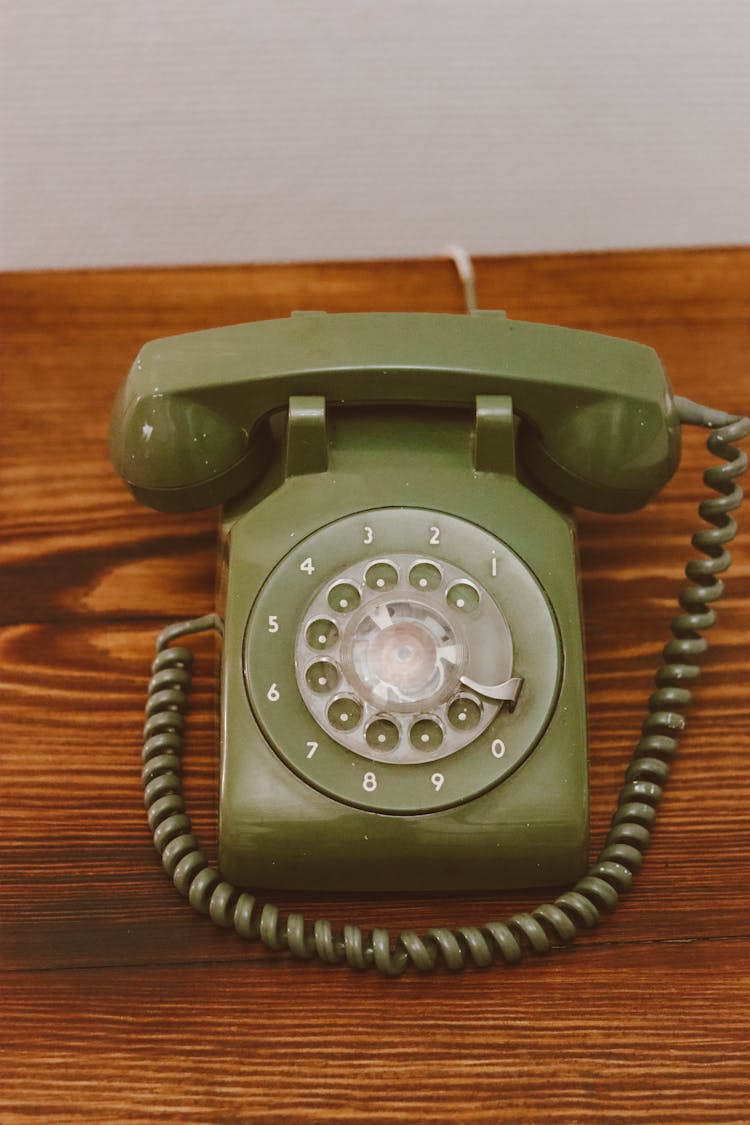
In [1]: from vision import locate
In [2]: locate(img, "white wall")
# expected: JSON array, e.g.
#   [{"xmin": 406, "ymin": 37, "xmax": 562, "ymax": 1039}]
[{"xmin": 1, "ymin": 0, "xmax": 749, "ymax": 270}]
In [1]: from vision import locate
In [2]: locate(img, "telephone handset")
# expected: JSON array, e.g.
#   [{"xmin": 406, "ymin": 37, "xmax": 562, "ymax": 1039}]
[{"xmin": 110, "ymin": 311, "xmax": 748, "ymax": 975}]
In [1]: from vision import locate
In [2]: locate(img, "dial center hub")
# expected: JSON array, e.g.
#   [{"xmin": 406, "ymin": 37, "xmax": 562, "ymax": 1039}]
[
  {"xmin": 346, "ymin": 599, "xmax": 463, "ymax": 708},
  {"xmin": 375, "ymin": 623, "xmax": 431, "ymax": 683}
]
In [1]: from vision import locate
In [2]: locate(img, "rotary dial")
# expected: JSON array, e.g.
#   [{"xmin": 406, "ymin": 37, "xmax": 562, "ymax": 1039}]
[{"xmin": 295, "ymin": 554, "xmax": 521, "ymax": 764}]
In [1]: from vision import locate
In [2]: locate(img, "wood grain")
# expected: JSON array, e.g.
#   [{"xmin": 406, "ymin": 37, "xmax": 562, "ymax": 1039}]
[
  {"xmin": 3, "ymin": 942, "xmax": 749, "ymax": 1124},
  {"xmin": 1, "ymin": 249, "xmax": 749, "ymax": 1123}
]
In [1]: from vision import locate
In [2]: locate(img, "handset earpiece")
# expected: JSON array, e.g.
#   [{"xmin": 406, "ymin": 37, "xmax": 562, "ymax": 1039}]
[
  {"xmin": 110, "ymin": 381, "xmax": 273, "ymax": 512},
  {"xmin": 520, "ymin": 388, "xmax": 682, "ymax": 514}
]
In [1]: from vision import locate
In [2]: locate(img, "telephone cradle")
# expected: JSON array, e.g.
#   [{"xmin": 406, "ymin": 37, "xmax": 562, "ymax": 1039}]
[{"xmin": 110, "ymin": 311, "xmax": 749, "ymax": 975}]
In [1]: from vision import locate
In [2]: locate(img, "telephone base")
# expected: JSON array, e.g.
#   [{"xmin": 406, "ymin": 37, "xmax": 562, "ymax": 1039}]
[{"xmin": 217, "ymin": 407, "xmax": 589, "ymax": 893}]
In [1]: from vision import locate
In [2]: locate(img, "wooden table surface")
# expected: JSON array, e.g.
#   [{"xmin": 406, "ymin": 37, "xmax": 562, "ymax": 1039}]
[{"xmin": 2, "ymin": 249, "xmax": 749, "ymax": 1124}]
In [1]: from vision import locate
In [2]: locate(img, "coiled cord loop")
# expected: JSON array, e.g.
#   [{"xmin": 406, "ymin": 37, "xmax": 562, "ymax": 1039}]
[{"xmin": 140, "ymin": 405, "xmax": 748, "ymax": 974}]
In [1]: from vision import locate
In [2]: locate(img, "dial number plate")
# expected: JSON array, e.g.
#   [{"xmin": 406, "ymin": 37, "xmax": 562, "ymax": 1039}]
[{"xmin": 244, "ymin": 508, "xmax": 561, "ymax": 814}]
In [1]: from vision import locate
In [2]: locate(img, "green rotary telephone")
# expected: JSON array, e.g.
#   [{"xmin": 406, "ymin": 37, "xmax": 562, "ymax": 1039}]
[{"xmin": 110, "ymin": 310, "xmax": 748, "ymax": 975}]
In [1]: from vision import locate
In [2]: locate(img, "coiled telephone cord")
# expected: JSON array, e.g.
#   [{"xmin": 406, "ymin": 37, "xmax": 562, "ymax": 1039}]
[{"xmin": 141, "ymin": 400, "xmax": 748, "ymax": 975}]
